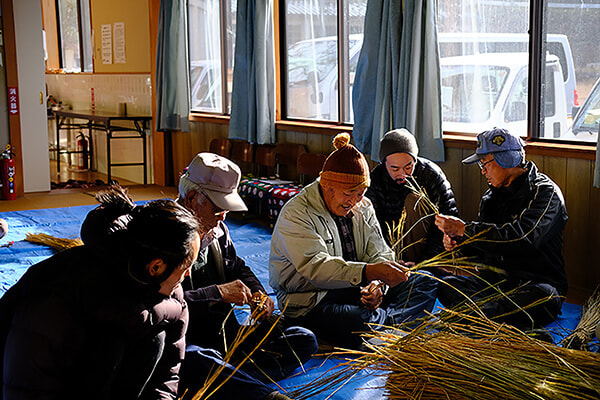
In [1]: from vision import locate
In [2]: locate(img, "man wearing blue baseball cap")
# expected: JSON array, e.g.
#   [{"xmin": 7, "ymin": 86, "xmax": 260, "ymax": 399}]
[{"xmin": 434, "ymin": 128, "xmax": 568, "ymax": 332}]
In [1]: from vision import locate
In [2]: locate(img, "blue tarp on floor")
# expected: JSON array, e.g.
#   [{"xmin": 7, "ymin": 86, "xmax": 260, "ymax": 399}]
[{"xmin": 0, "ymin": 205, "xmax": 589, "ymax": 399}]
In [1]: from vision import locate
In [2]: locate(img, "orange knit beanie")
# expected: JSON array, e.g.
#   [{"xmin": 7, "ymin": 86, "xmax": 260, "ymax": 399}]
[{"xmin": 319, "ymin": 133, "xmax": 370, "ymax": 190}]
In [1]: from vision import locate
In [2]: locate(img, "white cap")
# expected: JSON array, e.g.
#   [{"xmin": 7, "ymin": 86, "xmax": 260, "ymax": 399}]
[{"xmin": 180, "ymin": 153, "xmax": 248, "ymax": 212}]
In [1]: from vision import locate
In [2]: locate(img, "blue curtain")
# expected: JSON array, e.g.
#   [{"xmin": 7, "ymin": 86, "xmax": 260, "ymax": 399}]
[
  {"xmin": 155, "ymin": 0, "xmax": 191, "ymax": 132},
  {"xmin": 228, "ymin": 0, "xmax": 275, "ymax": 144},
  {"xmin": 352, "ymin": 0, "xmax": 444, "ymax": 162}
]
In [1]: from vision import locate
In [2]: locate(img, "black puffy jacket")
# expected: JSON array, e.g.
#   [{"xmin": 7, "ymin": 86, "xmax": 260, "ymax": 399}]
[
  {"xmin": 0, "ymin": 246, "xmax": 188, "ymax": 400},
  {"xmin": 366, "ymin": 157, "xmax": 459, "ymax": 261},
  {"xmin": 463, "ymin": 161, "xmax": 568, "ymax": 295}
]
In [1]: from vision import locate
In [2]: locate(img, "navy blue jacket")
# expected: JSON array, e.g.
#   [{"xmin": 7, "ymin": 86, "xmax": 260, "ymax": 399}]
[
  {"xmin": 464, "ymin": 161, "xmax": 568, "ymax": 295},
  {"xmin": 0, "ymin": 246, "xmax": 188, "ymax": 400}
]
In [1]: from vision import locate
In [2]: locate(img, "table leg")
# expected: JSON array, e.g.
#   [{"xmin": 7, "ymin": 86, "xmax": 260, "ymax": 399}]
[
  {"xmin": 106, "ymin": 122, "xmax": 112, "ymax": 183},
  {"xmin": 55, "ymin": 115, "xmax": 61, "ymax": 172},
  {"xmin": 88, "ymin": 121, "xmax": 94, "ymax": 171},
  {"xmin": 142, "ymin": 123, "xmax": 147, "ymax": 184}
]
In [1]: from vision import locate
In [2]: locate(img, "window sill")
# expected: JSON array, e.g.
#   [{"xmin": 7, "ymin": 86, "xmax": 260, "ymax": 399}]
[
  {"xmin": 189, "ymin": 113, "xmax": 230, "ymax": 124},
  {"xmin": 444, "ymin": 133, "xmax": 596, "ymax": 160},
  {"xmin": 276, "ymin": 120, "xmax": 353, "ymax": 135},
  {"xmin": 188, "ymin": 114, "xmax": 596, "ymax": 160}
]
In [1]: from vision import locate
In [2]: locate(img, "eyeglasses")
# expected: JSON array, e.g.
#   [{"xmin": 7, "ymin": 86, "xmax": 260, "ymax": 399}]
[
  {"xmin": 199, "ymin": 191, "xmax": 227, "ymax": 217},
  {"xmin": 477, "ymin": 158, "xmax": 494, "ymax": 171}
]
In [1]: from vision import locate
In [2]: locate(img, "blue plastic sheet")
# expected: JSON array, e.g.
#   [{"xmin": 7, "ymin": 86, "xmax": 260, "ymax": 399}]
[{"xmin": 0, "ymin": 206, "xmax": 592, "ymax": 399}]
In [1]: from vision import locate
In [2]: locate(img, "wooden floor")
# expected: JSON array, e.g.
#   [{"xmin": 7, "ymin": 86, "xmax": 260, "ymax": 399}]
[{"xmin": 0, "ymin": 160, "xmax": 178, "ymax": 213}]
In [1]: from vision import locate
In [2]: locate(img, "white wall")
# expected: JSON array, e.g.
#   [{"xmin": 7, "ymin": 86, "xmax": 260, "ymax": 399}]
[
  {"xmin": 45, "ymin": 74, "xmax": 154, "ymax": 184},
  {"xmin": 13, "ymin": 0, "xmax": 50, "ymax": 192}
]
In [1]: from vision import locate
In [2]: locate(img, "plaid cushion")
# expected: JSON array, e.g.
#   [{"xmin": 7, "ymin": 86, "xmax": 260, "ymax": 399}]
[
  {"xmin": 239, "ymin": 178, "xmax": 302, "ymax": 220},
  {"xmin": 267, "ymin": 185, "xmax": 302, "ymax": 220}
]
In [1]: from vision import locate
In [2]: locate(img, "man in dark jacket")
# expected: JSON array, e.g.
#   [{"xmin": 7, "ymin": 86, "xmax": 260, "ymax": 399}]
[
  {"xmin": 0, "ymin": 189, "xmax": 201, "ymax": 400},
  {"xmin": 366, "ymin": 128, "xmax": 459, "ymax": 265},
  {"xmin": 435, "ymin": 128, "xmax": 568, "ymax": 331},
  {"xmin": 177, "ymin": 153, "xmax": 317, "ymax": 400}
]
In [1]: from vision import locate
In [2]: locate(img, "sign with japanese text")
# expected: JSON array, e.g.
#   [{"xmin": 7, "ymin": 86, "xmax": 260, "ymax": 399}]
[{"xmin": 8, "ymin": 87, "xmax": 18, "ymax": 115}]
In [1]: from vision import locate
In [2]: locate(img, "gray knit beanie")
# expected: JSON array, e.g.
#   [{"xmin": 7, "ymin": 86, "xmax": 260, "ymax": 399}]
[{"xmin": 379, "ymin": 128, "xmax": 419, "ymax": 162}]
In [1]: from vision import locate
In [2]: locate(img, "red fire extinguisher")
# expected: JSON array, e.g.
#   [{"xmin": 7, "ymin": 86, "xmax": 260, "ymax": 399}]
[
  {"xmin": 76, "ymin": 133, "xmax": 89, "ymax": 170},
  {"xmin": 1, "ymin": 145, "xmax": 16, "ymax": 201}
]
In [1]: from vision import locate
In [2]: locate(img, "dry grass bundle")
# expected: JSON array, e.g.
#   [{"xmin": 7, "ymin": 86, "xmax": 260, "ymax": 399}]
[
  {"xmin": 561, "ymin": 286, "xmax": 600, "ymax": 351},
  {"xmin": 404, "ymin": 176, "xmax": 439, "ymax": 215},
  {"xmin": 290, "ymin": 309, "xmax": 600, "ymax": 400},
  {"xmin": 25, "ymin": 232, "xmax": 83, "ymax": 251}
]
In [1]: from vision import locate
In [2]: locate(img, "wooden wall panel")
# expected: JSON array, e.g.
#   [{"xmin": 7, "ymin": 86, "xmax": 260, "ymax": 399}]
[
  {"xmin": 527, "ymin": 153, "xmax": 544, "ymax": 171},
  {"xmin": 588, "ymin": 185, "xmax": 600, "ymax": 302},
  {"xmin": 460, "ymin": 148, "xmax": 485, "ymax": 221},
  {"xmin": 541, "ymin": 155, "xmax": 567, "ymax": 191},
  {"xmin": 439, "ymin": 147, "xmax": 464, "ymax": 217},
  {"xmin": 564, "ymin": 158, "xmax": 593, "ymax": 302}
]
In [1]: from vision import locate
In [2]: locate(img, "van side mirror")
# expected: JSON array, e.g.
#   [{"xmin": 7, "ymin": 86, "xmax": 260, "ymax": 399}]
[{"xmin": 571, "ymin": 106, "xmax": 580, "ymax": 118}]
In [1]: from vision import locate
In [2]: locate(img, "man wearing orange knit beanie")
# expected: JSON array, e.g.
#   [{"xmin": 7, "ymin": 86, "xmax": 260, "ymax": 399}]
[{"xmin": 269, "ymin": 133, "xmax": 438, "ymax": 349}]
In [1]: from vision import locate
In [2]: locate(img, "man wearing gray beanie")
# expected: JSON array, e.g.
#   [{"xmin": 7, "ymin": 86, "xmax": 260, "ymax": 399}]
[{"xmin": 365, "ymin": 128, "xmax": 459, "ymax": 268}]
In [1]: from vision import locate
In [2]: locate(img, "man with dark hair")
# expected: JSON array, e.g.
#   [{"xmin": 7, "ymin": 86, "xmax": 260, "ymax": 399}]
[
  {"xmin": 0, "ymin": 186, "xmax": 201, "ymax": 399},
  {"xmin": 366, "ymin": 128, "xmax": 459, "ymax": 265},
  {"xmin": 177, "ymin": 153, "xmax": 317, "ymax": 400},
  {"xmin": 435, "ymin": 128, "xmax": 568, "ymax": 330},
  {"xmin": 270, "ymin": 133, "xmax": 438, "ymax": 349}
]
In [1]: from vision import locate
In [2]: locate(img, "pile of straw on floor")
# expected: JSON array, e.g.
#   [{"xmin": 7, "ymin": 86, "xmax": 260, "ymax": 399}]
[{"xmin": 290, "ymin": 308, "xmax": 600, "ymax": 400}]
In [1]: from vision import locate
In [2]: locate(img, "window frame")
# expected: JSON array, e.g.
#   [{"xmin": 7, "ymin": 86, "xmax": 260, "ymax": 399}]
[
  {"xmin": 187, "ymin": 0, "xmax": 233, "ymax": 116},
  {"xmin": 277, "ymin": 0, "xmax": 359, "ymax": 125},
  {"xmin": 187, "ymin": 0, "xmax": 597, "ymax": 158},
  {"xmin": 54, "ymin": 0, "xmax": 93, "ymax": 73}
]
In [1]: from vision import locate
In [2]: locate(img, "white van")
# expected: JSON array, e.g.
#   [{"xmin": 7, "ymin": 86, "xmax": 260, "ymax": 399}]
[
  {"xmin": 562, "ymin": 76, "xmax": 600, "ymax": 143},
  {"xmin": 438, "ymin": 32, "xmax": 578, "ymax": 116},
  {"xmin": 441, "ymin": 52, "xmax": 568, "ymax": 139},
  {"xmin": 286, "ymin": 34, "xmax": 364, "ymax": 121}
]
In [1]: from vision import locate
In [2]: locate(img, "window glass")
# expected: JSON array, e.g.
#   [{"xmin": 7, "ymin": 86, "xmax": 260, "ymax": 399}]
[
  {"xmin": 438, "ymin": 1, "xmax": 530, "ymax": 137},
  {"xmin": 57, "ymin": 0, "xmax": 92, "ymax": 72},
  {"xmin": 441, "ymin": 64, "xmax": 510, "ymax": 125},
  {"xmin": 543, "ymin": 0, "xmax": 600, "ymax": 143},
  {"xmin": 225, "ymin": 0, "xmax": 236, "ymax": 114},
  {"xmin": 285, "ymin": 0, "xmax": 366, "ymax": 122},
  {"xmin": 189, "ymin": 0, "xmax": 236, "ymax": 113}
]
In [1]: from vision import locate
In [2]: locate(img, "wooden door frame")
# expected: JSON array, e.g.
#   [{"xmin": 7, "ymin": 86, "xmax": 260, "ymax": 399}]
[
  {"xmin": 1, "ymin": 0, "xmax": 24, "ymax": 197},
  {"xmin": 148, "ymin": 0, "xmax": 168, "ymax": 186}
]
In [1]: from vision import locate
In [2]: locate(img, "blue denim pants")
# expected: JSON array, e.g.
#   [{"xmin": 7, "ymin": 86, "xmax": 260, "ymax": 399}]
[
  {"xmin": 179, "ymin": 325, "xmax": 317, "ymax": 400},
  {"xmin": 290, "ymin": 271, "xmax": 438, "ymax": 349}
]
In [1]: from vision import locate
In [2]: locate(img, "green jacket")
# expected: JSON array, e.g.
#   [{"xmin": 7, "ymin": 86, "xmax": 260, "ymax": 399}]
[{"xmin": 269, "ymin": 179, "xmax": 394, "ymax": 318}]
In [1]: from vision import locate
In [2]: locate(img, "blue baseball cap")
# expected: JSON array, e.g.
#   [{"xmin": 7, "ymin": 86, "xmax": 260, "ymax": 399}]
[{"xmin": 462, "ymin": 128, "xmax": 525, "ymax": 168}]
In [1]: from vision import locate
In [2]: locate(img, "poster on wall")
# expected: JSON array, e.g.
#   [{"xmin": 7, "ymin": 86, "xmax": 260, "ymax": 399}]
[
  {"xmin": 101, "ymin": 24, "xmax": 112, "ymax": 64},
  {"xmin": 8, "ymin": 87, "xmax": 18, "ymax": 115},
  {"xmin": 113, "ymin": 22, "xmax": 126, "ymax": 64}
]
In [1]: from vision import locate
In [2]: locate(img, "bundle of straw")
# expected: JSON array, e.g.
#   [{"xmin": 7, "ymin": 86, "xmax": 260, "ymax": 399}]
[
  {"xmin": 290, "ymin": 310, "xmax": 600, "ymax": 400},
  {"xmin": 561, "ymin": 286, "xmax": 600, "ymax": 351},
  {"xmin": 25, "ymin": 232, "xmax": 83, "ymax": 252}
]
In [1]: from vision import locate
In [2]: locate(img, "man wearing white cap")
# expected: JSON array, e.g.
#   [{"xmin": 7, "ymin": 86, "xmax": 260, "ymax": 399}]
[
  {"xmin": 177, "ymin": 153, "xmax": 317, "ymax": 400},
  {"xmin": 435, "ymin": 128, "xmax": 568, "ymax": 331}
]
